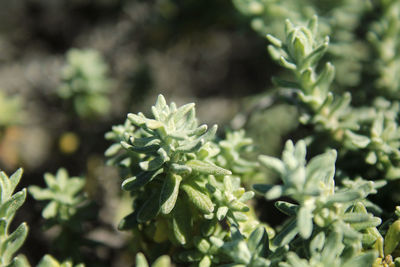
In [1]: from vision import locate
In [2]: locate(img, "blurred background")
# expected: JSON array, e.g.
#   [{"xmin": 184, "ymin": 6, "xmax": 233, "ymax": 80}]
[{"xmin": 0, "ymin": 0, "xmax": 299, "ymax": 265}]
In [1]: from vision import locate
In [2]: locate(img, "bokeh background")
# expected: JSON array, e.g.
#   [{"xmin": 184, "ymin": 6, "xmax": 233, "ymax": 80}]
[{"xmin": 0, "ymin": 0, "xmax": 300, "ymax": 265}]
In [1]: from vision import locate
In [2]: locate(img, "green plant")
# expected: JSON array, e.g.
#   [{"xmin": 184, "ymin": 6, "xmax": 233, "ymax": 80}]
[{"xmin": 58, "ymin": 48, "xmax": 111, "ymax": 119}]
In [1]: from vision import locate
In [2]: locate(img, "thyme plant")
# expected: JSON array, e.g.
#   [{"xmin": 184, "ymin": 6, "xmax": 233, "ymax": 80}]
[{"xmin": 4, "ymin": 2, "xmax": 400, "ymax": 267}]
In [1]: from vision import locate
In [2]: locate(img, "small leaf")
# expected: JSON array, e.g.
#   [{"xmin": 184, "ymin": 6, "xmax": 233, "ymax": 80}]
[
  {"xmin": 122, "ymin": 170, "xmax": 163, "ymax": 191},
  {"xmin": 135, "ymin": 253, "xmax": 149, "ymax": 267},
  {"xmin": 275, "ymin": 201, "xmax": 298, "ymax": 216},
  {"xmin": 152, "ymin": 255, "xmax": 171, "ymax": 267},
  {"xmin": 137, "ymin": 191, "xmax": 160, "ymax": 223},
  {"xmin": 2, "ymin": 223, "xmax": 29, "ymax": 264},
  {"xmin": 37, "ymin": 255, "xmax": 60, "ymax": 267},
  {"xmin": 160, "ymin": 174, "xmax": 182, "ymax": 214},
  {"xmin": 298, "ymin": 205, "xmax": 313, "ymax": 239},
  {"xmin": 139, "ymin": 156, "xmax": 166, "ymax": 171},
  {"xmin": 186, "ymin": 160, "xmax": 231, "ymax": 176},
  {"xmin": 258, "ymin": 155, "xmax": 285, "ymax": 175},
  {"xmin": 181, "ymin": 182, "xmax": 214, "ymax": 214},
  {"xmin": 273, "ymin": 219, "xmax": 298, "ymax": 246}
]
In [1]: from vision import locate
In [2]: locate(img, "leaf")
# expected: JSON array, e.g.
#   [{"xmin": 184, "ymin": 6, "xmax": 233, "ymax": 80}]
[
  {"xmin": 2, "ymin": 223, "xmax": 28, "ymax": 264},
  {"xmin": 341, "ymin": 252, "xmax": 376, "ymax": 267},
  {"xmin": 170, "ymin": 199, "xmax": 192, "ymax": 245},
  {"xmin": 42, "ymin": 201, "xmax": 58, "ymax": 219},
  {"xmin": 160, "ymin": 174, "xmax": 182, "ymax": 214},
  {"xmin": 135, "ymin": 253, "xmax": 149, "ymax": 267},
  {"xmin": 258, "ymin": 155, "xmax": 285, "ymax": 175},
  {"xmin": 181, "ymin": 182, "xmax": 214, "ymax": 214},
  {"xmin": 0, "ymin": 190, "xmax": 27, "ymax": 220},
  {"xmin": 139, "ymin": 156, "xmax": 166, "ymax": 171},
  {"xmin": 121, "ymin": 169, "xmax": 163, "ymax": 191},
  {"xmin": 137, "ymin": 191, "xmax": 160, "ymax": 223},
  {"xmin": 275, "ymin": 201, "xmax": 298, "ymax": 216},
  {"xmin": 298, "ymin": 205, "xmax": 313, "ymax": 239},
  {"xmin": 273, "ymin": 219, "xmax": 298, "ymax": 246},
  {"xmin": 384, "ymin": 220, "xmax": 400, "ymax": 255},
  {"xmin": 152, "ymin": 255, "xmax": 171, "ymax": 267},
  {"xmin": 185, "ymin": 160, "xmax": 231, "ymax": 176},
  {"xmin": 247, "ymin": 226, "xmax": 269, "ymax": 257},
  {"xmin": 37, "ymin": 255, "xmax": 60, "ymax": 267}
]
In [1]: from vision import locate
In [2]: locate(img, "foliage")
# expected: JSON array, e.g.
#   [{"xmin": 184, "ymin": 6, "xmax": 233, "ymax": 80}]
[
  {"xmin": 0, "ymin": 169, "xmax": 28, "ymax": 267},
  {"xmin": 3, "ymin": 0, "xmax": 400, "ymax": 266},
  {"xmin": 58, "ymin": 48, "xmax": 111, "ymax": 118}
]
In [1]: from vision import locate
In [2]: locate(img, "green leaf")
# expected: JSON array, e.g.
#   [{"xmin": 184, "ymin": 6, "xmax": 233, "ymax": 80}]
[
  {"xmin": 42, "ymin": 201, "xmax": 58, "ymax": 219},
  {"xmin": 298, "ymin": 205, "xmax": 313, "ymax": 239},
  {"xmin": 0, "ymin": 190, "xmax": 26, "ymax": 220},
  {"xmin": 121, "ymin": 170, "xmax": 163, "ymax": 191},
  {"xmin": 258, "ymin": 155, "xmax": 285, "ymax": 175},
  {"xmin": 185, "ymin": 160, "xmax": 231, "ymax": 176},
  {"xmin": 137, "ymin": 191, "xmax": 160, "ymax": 223},
  {"xmin": 160, "ymin": 174, "xmax": 182, "ymax": 214},
  {"xmin": 170, "ymin": 199, "xmax": 192, "ymax": 245},
  {"xmin": 275, "ymin": 201, "xmax": 298, "ymax": 216},
  {"xmin": 152, "ymin": 255, "xmax": 171, "ymax": 267},
  {"xmin": 247, "ymin": 226, "xmax": 269, "ymax": 257},
  {"xmin": 273, "ymin": 219, "xmax": 298, "ymax": 246},
  {"xmin": 135, "ymin": 253, "xmax": 149, "ymax": 267},
  {"xmin": 37, "ymin": 255, "xmax": 60, "ymax": 267},
  {"xmin": 341, "ymin": 252, "xmax": 376, "ymax": 267},
  {"xmin": 139, "ymin": 156, "xmax": 166, "ymax": 171},
  {"xmin": 2, "ymin": 223, "xmax": 28, "ymax": 265},
  {"xmin": 181, "ymin": 182, "xmax": 214, "ymax": 214}
]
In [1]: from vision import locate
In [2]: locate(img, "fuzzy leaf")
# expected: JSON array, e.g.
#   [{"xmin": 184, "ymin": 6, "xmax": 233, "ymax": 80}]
[
  {"xmin": 186, "ymin": 160, "xmax": 231, "ymax": 176},
  {"xmin": 160, "ymin": 174, "xmax": 182, "ymax": 214},
  {"xmin": 181, "ymin": 183, "xmax": 214, "ymax": 214}
]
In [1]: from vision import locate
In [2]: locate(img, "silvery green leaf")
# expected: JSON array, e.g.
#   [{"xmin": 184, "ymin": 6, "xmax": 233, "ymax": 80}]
[
  {"xmin": 216, "ymin": 206, "xmax": 229, "ymax": 221},
  {"xmin": 344, "ymin": 130, "xmax": 370, "ymax": 148},
  {"xmin": 298, "ymin": 205, "xmax": 313, "ymax": 239},
  {"xmin": 305, "ymin": 149, "xmax": 336, "ymax": 187},
  {"xmin": 181, "ymin": 183, "xmax": 214, "ymax": 214},
  {"xmin": 139, "ymin": 156, "xmax": 165, "ymax": 171},
  {"xmin": 121, "ymin": 169, "xmax": 163, "ymax": 191},
  {"xmin": 104, "ymin": 143, "xmax": 121, "ymax": 157},
  {"xmin": 247, "ymin": 226, "xmax": 269, "ymax": 257},
  {"xmin": 137, "ymin": 192, "xmax": 160, "ymax": 223},
  {"xmin": 310, "ymin": 232, "xmax": 325, "ymax": 256},
  {"xmin": 341, "ymin": 252, "xmax": 376, "ymax": 267},
  {"xmin": 265, "ymin": 185, "xmax": 283, "ymax": 200},
  {"xmin": 171, "ymin": 200, "xmax": 192, "ymax": 245},
  {"xmin": 267, "ymin": 34, "xmax": 282, "ymax": 47},
  {"xmin": 42, "ymin": 201, "xmax": 58, "ymax": 219},
  {"xmin": 178, "ymin": 250, "xmax": 203, "ymax": 262},
  {"xmin": 9, "ymin": 255, "xmax": 31, "ymax": 267},
  {"xmin": 326, "ymin": 191, "xmax": 362, "ymax": 204},
  {"xmin": 176, "ymin": 139, "xmax": 204, "ymax": 153},
  {"xmin": 258, "ymin": 155, "xmax": 285, "ymax": 175},
  {"xmin": 170, "ymin": 163, "xmax": 192, "ymax": 175},
  {"xmin": 321, "ymin": 231, "xmax": 342, "ymax": 263},
  {"xmin": 185, "ymin": 160, "xmax": 231, "ymax": 176},
  {"xmin": 273, "ymin": 219, "xmax": 298, "ymax": 246},
  {"xmin": 342, "ymin": 213, "xmax": 372, "ymax": 223},
  {"xmin": 238, "ymin": 191, "xmax": 254, "ymax": 202},
  {"xmin": 275, "ymin": 201, "xmax": 298, "ymax": 216},
  {"xmin": 127, "ymin": 113, "xmax": 146, "ymax": 126},
  {"xmin": 173, "ymin": 103, "xmax": 195, "ymax": 123},
  {"xmin": 8, "ymin": 169, "xmax": 23, "ymax": 197},
  {"xmin": 0, "ymin": 190, "xmax": 26, "ymax": 220},
  {"xmin": 2, "ymin": 223, "xmax": 28, "ymax": 264},
  {"xmin": 279, "ymin": 56, "xmax": 297, "ymax": 70},
  {"xmin": 160, "ymin": 174, "xmax": 182, "ymax": 214}
]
